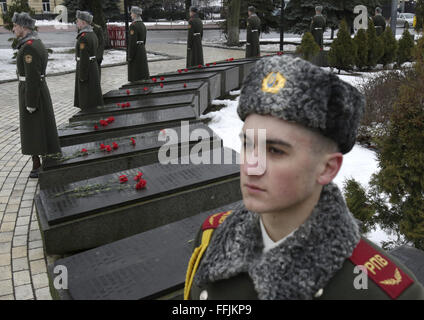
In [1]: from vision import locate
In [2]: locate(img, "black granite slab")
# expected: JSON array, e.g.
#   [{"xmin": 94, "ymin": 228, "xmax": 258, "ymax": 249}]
[
  {"xmin": 40, "ymin": 123, "xmax": 222, "ymax": 189},
  {"xmin": 58, "ymin": 106, "xmax": 198, "ymax": 147},
  {"xmin": 36, "ymin": 148, "xmax": 242, "ymax": 254},
  {"xmin": 120, "ymin": 72, "xmax": 222, "ymax": 104},
  {"xmin": 48, "ymin": 201, "xmax": 244, "ymax": 300},
  {"xmin": 69, "ymin": 94, "xmax": 197, "ymax": 123}
]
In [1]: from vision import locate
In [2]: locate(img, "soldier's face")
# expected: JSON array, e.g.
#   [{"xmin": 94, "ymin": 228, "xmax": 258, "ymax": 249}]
[
  {"xmin": 76, "ymin": 19, "xmax": 86, "ymax": 30},
  {"xmin": 12, "ymin": 24, "xmax": 25, "ymax": 38},
  {"xmin": 240, "ymin": 114, "xmax": 334, "ymax": 215}
]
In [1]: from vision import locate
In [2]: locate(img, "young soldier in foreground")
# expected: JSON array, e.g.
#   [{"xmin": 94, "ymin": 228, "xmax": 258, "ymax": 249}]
[
  {"xmin": 12, "ymin": 12, "xmax": 61, "ymax": 179},
  {"xmin": 74, "ymin": 10, "xmax": 104, "ymax": 111},
  {"xmin": 128, "ymin": 6, "xmax": 150, "ymax": 82},
  {"xmin": 185, "ymin": 55, "xmax": 424, "ymax": 300}
]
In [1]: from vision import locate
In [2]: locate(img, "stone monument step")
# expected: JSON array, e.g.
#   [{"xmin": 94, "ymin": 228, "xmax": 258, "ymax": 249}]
[
  {"xmin": 48, "ymin": 201, "xmax": 244, "ymax": 300},
  {"xmin": 120, "ymin": 72, "xmax": 222, "ymax": 104},
  {"xmin": 40, "ymin": 123, "xmax": 222, "ymax": 189},
  {"xmin": 36, "ymin": 148, "xmax": 241, "ymax": 254},
  {"xmin": 69, "ymin": 93, "xmax": 197, "ymax": 123},
  {"xmin": 103, "ymin": 81, "xmax": 209, "ymax": 116},
  {"xmin": 58, "ymin": 106, "xmax": 198, "ymax": 147}
]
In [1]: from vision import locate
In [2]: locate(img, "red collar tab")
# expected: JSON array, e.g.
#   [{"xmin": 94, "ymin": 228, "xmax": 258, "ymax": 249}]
[
  {"xmin": 349, "ymin": 239, "xmax": 414, "ymax": 299},
  {"xmin": 26, "ymin": 40, "xmax": 33, "ymax": 45},
  {"xmin": 81, "ymin": 33, "xmax": 86, "ymax": 37},
  {"xmin": 202, "ymin": 211, "xmax": 232, "ymax": 231}
]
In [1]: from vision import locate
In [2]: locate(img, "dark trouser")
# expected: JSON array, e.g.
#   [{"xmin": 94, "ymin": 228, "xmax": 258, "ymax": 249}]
[{"xmin": 97, "ymin": 59, "xmax": 103, "ymax": 81}]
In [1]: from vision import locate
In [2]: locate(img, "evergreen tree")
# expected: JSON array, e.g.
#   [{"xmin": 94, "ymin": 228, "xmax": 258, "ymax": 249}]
[
  {"xmin": 397, "ymin": 28, "xmax": 415, "ymax": 65},
  {"xmin": 296, "ymin": 31, "xmax": 320, "ymax": 62},
  {"xmin": 367, "ymin": 19, "xmax": 384, "ymax": 68},
  {"xmin": 354, "ymin": 28, "xmax": 368, "ymax": 70},
  {"xmin": 63, "ymin": 0, "xmax": 79, "ymax": 22},
  {"xmin": 2, "ymin": 0, "xmax": 35, "ymax": 32},
  {"xmin": 369, "ymin": 52, "xmax": 424, "ymax": 250},
  {"xmin": 415, "ymin": 0, "xmax": 424, "ymax": 33},
  {"xmin": 379, "ymin": 26, "xmax": 397, "ymax": 66},
  {"xmin": 328, "ymin": 20, "xmax": 356, "ymax": 72},
  {"xmin": 344, "ymin": 178, "xmax": 376, "ymax": 234}
]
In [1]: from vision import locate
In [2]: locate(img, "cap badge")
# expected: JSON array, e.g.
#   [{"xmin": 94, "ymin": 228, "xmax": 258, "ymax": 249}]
[{"xmin": 262, "ymin": 72, "xmax": 286, "ymax": 94}]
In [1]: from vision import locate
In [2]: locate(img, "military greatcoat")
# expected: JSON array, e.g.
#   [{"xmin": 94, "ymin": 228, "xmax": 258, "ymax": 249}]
[
  {"xmin": 74, "ymin": 27, "xmax": 104, "ymax": 110},
  {"xmin": 246, "ymin": 14, "xmax": 261, "ymax": 58},
  {"xmin": 186, "ymin": 14, "xmax": 204, "ymax": 68},
  {"xmin": 373, "ymin": 15, "xmax": 386, "ymax": 36},
  {"xmin": 16, "ymin": 33, "xmax": 61, "ymax": 156},
  {"xmin": 128, "ymin": 19, "xmax": 150, "ymax": 82},
  {"xmin": 310, "ymin": 14, "xmax": 326, "ymax": 48}
]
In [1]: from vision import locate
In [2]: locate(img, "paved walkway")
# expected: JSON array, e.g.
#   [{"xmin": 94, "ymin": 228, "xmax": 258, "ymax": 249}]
[{"xmin": 0, "ymin": 44, "xmax": 246, "ymax": 300}]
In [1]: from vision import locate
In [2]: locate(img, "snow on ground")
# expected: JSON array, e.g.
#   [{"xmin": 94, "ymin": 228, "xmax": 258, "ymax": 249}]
[
  {"xmin": 202, "ymin": 73, "xmax": 398, "ymax": 247},
  {"xmin": 0, "ymin": 48, "xmax": 166, "ymax": 82}
]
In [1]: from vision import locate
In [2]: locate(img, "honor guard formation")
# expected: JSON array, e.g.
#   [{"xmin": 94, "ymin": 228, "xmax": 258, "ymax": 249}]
[{"xmin": 7, "ymin": 4, "xmax": 424, "ymax": 302}]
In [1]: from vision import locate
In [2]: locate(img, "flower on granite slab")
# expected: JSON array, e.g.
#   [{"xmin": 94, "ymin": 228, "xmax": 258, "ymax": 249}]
[
  {"xmin": 126, "ymin": 89, "xmax": 131, "ymax": 95},
  {"xmin": 143, "ymin": 87, "xmax": 149, "ymax": 92},
  {"xmin": 184, "ymin": 69, "xmax": 188, "ymax": 72},
  {"xmin": 136, "ymin": 178, "xmax": 147, "ymax": 190},
  {"xmin": 119, "ymin": 175, "xmax": 128, "ymax": 183},
  {"xmin": 131, "ymin": 137, "xmax": 136, "ymax": 146},
  {"xmin": 112, "ymin": 142, "xmax": 119, "ymax": 150},
  {"xmin": 100, "ymin": 120, "xmax": 108, "ymax": 127},
  {"xmin": 160, "ymin": 76, "xmax": 165, "ymax": 81},
  {"xmin": 81, "ymin": 148, "xmax": 88, "ymax": 154},
  {"xmin": 198, "ymin": 64, "xmax": 203, "ymax": 68},
  {"xmin": 178, "ymin": 69, "xmax": 182, "ymax": 74},
  {"xmin": 100, "ymin": 144, "xmax": 106, "ymax": 150},
  {"xmin": 134, "ymin": 171, "xmax": 143, "ymax": 181},
  {"xmin": 107, "ymin": 116, "xmax": 115, "ymax": 124},
  {"xmin": 183, "ymin": 83, "xmax": 187, "ymax": 88},
  {"xmin": 94, "ymin": 125, "xmax": 99, "ymax": 130},
  {"xmin": 105, "ymin": 145, "xmax": 112, "ymax": 152},
  {"xmin": 160, "ymin": 83, "xmax": 164, "ymax": 88},
  {"xmin": 152, "ymin": 77, "xmax": 157, "ymax": 82}
]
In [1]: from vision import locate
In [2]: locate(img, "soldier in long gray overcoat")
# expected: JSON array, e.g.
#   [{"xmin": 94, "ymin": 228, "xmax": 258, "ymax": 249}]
[
  {"xmin": 246, "ymin": 6, "xmax": 261, "ymax": 58},
  {"xmin": 128, "ymin": 6, "xmax": 150, "ymax": 82},
  {"xmin": 186, "ymin": 6, "xmax": 204, "ymax": 68},
  {"xmin": 12, "ymin": 12, "xmax": 61, "ymax": 178},
  {"xmin": 373, "ymin": 7, "xmax": 386, "ymax": 36},
  {"xmin": 310, "ymin": 5, "xmax": 326, "ymax": 48},
  {"xmin": 74, "ymin": 11, "xmax": 104, "ymax": 111}
]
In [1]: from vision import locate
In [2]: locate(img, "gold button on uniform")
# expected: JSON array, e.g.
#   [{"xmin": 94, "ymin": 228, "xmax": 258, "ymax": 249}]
[
  {"xmin": 200, "ymin": 290, "xmax": 208, "ymax": 300},
  {"xmin": 314, "ymin": 288, "xmax": 324, "ymax": 298}
]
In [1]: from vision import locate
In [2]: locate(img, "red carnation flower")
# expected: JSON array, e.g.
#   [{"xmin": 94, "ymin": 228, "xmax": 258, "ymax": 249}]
[
  {"xmin": 230, "ymin": 58, "xmax": 234, "ymax": 61},
  {"xmin": 213, "ymin": 62, "xmax": 217, "ymax": 65},
  {"xmin": 184, "ymin": 69, "xmax": 188, "ymax": 72},
  {"xmin": 160, "ymin": 83, "xmax": 164, "ymax": 88},
  {"xmin": 112, "ymin": 142, "xmax": 119, "ymax": 150},
  {"xmin": 127, "ymin": 102, "xmax": 131, "ymax": 107},
  {"xmin": 119, "ymin": 175, "xmax": 128, "ymax": 183},
  {"xmin": 143, "ymin": 87, "xmax": 148, "ymax": 91},
  {"xmin": 117, "ymin": 103, "xmax": 121, "ymax": 107},
  {"xmin": 130, "ymin": 137, "xmax": 136, "ymax": 146},
  {"xmin": 160, "ymin": 76, "xmax": 165, "ymax": 81},
  {"xmin": 100, "ymin": 120, "xmax": 108, "ymax": 127},
  {"xmin": 81, "ymin": 148, "xmax": 88, "ymax": 153},
  {"xmin": 134, "ymin": 171, "xmax": 143, "ymax": 181},
  {"xmin": 152, "ymin": 77, "xmax": 157, "ymax": 82},
  {"xmin": 105, "ymin": 145, "xmax": 112, "ymax": 152},
  {"xmin": 277, "ymin": 51, "xmax": 283, "ymax": 56},
  {"xmin": 100, "ymin": 144, "xmax": 105, "ymax": 150},
  {"xmin": 206, "ymin": 63, "xmax": 210, "ymax": 67},
  {"xmin": 183, "ymin": 83, "xmax": 187, "ymax": 88},
  {"xmin": 94, "ymin": 125, "xmax": 99, "ymax": 130},
  {"xmin": 107, "ymin": 116, "xmax": 115, "ymax": 124},
  {"xmin": 126, "ymin": 90, "xmax": 131, "ymax": 95},
  {"xmin": 178, "ymin": 69, "xmax": 182, "ymax": 74},
  {"xmin": 198, "ymin": 64, "xmax": 202, "ymax": 68},
  {"xmin": 135, "ymin": 178, "xmax": 147, "ymax": 190}
]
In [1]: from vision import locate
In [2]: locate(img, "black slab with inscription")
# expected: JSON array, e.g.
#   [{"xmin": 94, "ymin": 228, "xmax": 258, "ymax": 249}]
[
  {"xmin": 203, "ymin": 59, "xmax": 258, "ymax": 85},
  {"xmin": 151, "ymin": 65, "xmax": 240, "ymax": 96},
  {"xmin": 40, "ymin": 123, "xmax": 222, "ymax": 189},
  {"xmin": 120, "ymin": 72, "xmax": 222, "ymax": 104},
  {"xmin": 69, "ymin": 94, "xmax": 197, "ymax": 123},
  {"xmin": 36, "ymin": 148, "xmax": 241, "ymax": 254},
  {"xmin": 58, "ymin": 106, "xmax": 198, "ymax": 147},
  {"xmin": 48, "ymin": 201, "xmax": 244, "ymax": 300},
  {"xmin": 103, "ymin": 81, "xmax": 209, "ymax": 116},
  {"xmin": 390, "ymin": 246, "xmax": 424, "ymax": 286}
]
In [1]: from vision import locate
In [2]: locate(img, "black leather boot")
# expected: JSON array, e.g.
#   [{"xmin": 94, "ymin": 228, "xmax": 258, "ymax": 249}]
[{"xmin": 30, "ymin": 155, "xmax": 41, "ymax": 179}]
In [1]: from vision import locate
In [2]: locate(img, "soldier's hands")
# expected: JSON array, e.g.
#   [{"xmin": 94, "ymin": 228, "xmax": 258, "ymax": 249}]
[{"xmin": 26, "ymin": 107, "xmax": 37, "ymax": 114}]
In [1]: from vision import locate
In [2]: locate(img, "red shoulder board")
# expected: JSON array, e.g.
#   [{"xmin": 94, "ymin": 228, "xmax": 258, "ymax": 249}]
[
  {"xmin": 26, "ymin": 40, "xmax": 33, "ymax": 45},
  {"xmin": 349, "ymin": 239, "xmax": 414, "ymax": 299},
  {"xmin": 202, "ymin": 211, "xmax": 232, "ymax": 231}
]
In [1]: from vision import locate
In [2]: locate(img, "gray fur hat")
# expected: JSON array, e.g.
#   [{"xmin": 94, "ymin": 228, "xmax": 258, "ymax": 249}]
[
  {"xmin": 248, "ymin": 6, "xmax": 256, "ymax": 13},
  {"xmin": 12, "ymin": 12, "xmax": 36, "ymax": 30},
  {"xmin": 238, "ymin": 55, "xmax": 365, "ymax": 154},
  {"xmin": 375, "ymin": 7, "xmax": 382, "ymax": 14},
  {"xmin": 76, "ymin": 10, "xmax": 93, "ymax": 24},
  {"xmin": 131, "ymin": 6, "xmax": 143, "ymax": 16},
  {"xmin": 315, "ymin": 5, "xmax": 323, "ymax": 12},
  {"xmin": 190, "ymin": 6, "xmax": 199, "ymax": 13}
]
